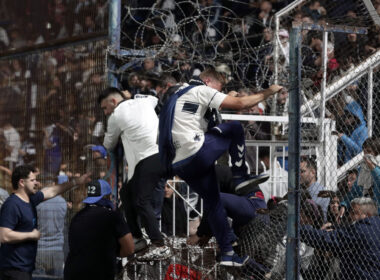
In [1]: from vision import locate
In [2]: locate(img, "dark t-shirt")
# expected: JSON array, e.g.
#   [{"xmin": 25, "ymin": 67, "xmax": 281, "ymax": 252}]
[
  {"xmin": 64, "ymin": 205, "xmax": 130, "ymax": 280},
  {"xmin": 0, "ymin": 191, "xmax": 44, "ymax": 272}
]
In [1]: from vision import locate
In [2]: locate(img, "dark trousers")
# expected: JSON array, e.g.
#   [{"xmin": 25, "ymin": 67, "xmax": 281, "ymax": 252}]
[
  {"xmin": 220, "ymin": 192, "xmax": 267, "ymax": 229},
  {"xmin": 173, "ymin": 121, "xmax": 248, "ymax": 253},
  {"xmin": 0, "ymin": 269, "xmax": 31, "ymax": 280},
  {"xmin": 120, "ymin": 153, "xmax": 166, "ymax": 243}
]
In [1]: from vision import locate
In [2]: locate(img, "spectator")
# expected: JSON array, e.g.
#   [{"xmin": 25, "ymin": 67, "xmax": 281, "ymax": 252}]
[
  {"xmin": 337, "ymin": 168, "xmax": 358, "ymax": 199},
  {"xmin": 125, "ymin": 72, "xmax": 141, "ymax": 97},
  {"xmin": 0, "ymin": 26, "xmax": 9, "ymax": 50},
  {"xmin": 323, "ymin": 191, "xmax": 350, "ymax": 228},
  {"xmin": 43, "ymin": 122, "xmax": 62, "ymax": 176},
  {"xmin": 269, "ymin": 194, "xmax": 325, "ymax": 280},
  {"xmin": 300, "ymin": 197, "xmax": 380, "ymax": 280},
  {"xmin": 300, "ymin": 157, "xmax": 330, "ymax": 219},
  {"xmin": 0, "ymin": 166, "xmax": 12, "ymax": 203},
  {"xmin": 1, "ymin": 122, "xmax": 21, "ymax": 170},
  {"xmin": 90, "ymin": 145, "xmax": 108, "ymax": 179},
  {"xmin": 0, "ymin": 165, "xmax": 91, "ymax": 280},
  {"xmin": 34, "ymin": 181, "xmax": 67, "ymax": 279},
  {"xmin": 161, "ymin": 179, "xmax": 187, "ymax": 236},
  {"xmin": 301, "ymin": 1, "xmax": 327, "ymax": 22},
  {"xmin": 341, "ymin": 137, "xmax": 380, "ymax": 215},
  {"xmin": 64, "ymin": 179, "xmax": 134, "ymax": 280},
  {"xmin": 336, "ymin": 99, "xmax": 368, "ymax": 164},
  {"xmin": 258, "ymin": 147, "xmax": 288, "ymax": 202},
  {"xmin": 0, "ymin": 183, "xmax": 9, "ymax": 209}
]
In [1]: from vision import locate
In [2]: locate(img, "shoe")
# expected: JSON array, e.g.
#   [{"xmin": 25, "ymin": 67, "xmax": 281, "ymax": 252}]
[
  {"xmin": 136, "ymin": 244, "xmax": 172, "ymax": 261},
  {"xmin": 133, "ymin": 237, "xmax": 148, "ymax": 253},
  {"xmin": 231, "ymin": 240, "xmax": 239, "ymax": 252},
  {"xmin": 234, "ymin": 174, "xmax": 269, "ymax": 195},
  {"xmin": 220, "ymin": 253, "xmax": 249, "ymax": 267}
]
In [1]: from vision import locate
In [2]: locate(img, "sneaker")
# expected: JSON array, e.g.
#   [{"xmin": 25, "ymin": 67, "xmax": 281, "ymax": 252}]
[
  {"xmin": 220, "ymin": 253, "xmax": 249, "ymax": 267},
  {"xmin": 136, "ymin": 244, "xmax": 172, "ymax": 261},
  {"xmin": 133, "ymin": 237, "xmax": 148, "ymax": 253},
  {"xmin": 234, "ymin": 174, "xmax": 269, "ymax": 195}
]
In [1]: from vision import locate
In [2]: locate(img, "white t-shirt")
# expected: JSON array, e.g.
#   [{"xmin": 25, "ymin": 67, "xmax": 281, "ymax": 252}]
[
  {"xmin": 103, "ymin": 95, "xmax": 159, "ymax": 180},
  {"xmin": 3, "ymin": 126, "xmax": 21, "ymax": 163},
  {"xmin": 259, "ymin": 162, "xmax": 288, "ymax": 202},
  {"xmin": 172, "ymin": 84, "xmax": 226, "ymax": 163}
]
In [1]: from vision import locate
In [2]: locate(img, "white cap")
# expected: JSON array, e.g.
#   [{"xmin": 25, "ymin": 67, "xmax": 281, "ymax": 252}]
[{"xmin": 278, "ymin": 29, "xmax": 289, "ymax": 38}]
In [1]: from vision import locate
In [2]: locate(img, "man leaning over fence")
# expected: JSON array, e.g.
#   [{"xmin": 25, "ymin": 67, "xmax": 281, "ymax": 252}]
[
  {"xmin": 300, "ymin": 197, "xmax": 380, "ymax": 280},
  {"xmin": 99, "ymin": 87, "xmax": 170, "ymax": 261}
]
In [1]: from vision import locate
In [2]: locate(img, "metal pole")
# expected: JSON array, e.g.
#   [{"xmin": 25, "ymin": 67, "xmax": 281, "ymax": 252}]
[
  {"xmin": 108, "ymin": 0, "xmax": 121, "ymax": 87},
  {"xmin": 368, "ymin": 67, "xmax": 373, "ymax": 137},
  {"xmin": 108, "ymin": 0, "xmax": 121, "ymax": 204},
  {"xmin": 286, "ymin": 27, "xmax": 302, "ymax": 280},
  {"xmin": 319, "ymin": 30, "xmax": 328, "ymax": 142},
  {"xmin": 271, "ymin": 15, "xmax": 280, "ymax": 141},
  {"xmin": 274, "ymin": 15, "xmax": 279, "ymax": 85}
]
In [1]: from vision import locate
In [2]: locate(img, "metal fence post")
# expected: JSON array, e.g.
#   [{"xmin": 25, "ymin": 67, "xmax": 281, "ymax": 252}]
[
  {"xmin": 108, "ymin": 0, "xmax": 120, "ymax": 87},
  {"xmin": 286, "ymin": 26, "xmax": 302, "ymax": 280},
  {"xmin": 108, "ymin": 0, "xmax": 121, "ymax": 203}
]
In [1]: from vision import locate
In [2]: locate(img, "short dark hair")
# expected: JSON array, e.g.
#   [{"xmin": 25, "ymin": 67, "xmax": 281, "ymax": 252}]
[
  {"xmin": 259, "ymin": 146, "xmax": 270, "ymax": 159},
  {"xmin": 11, "ymin": 165, "xmax": 36, "ymax": 190},
  {"xmin": 301, "ymin": 157, "xmax": 317, "ymax": 173},
  {"xmin": 348, "ymin": 169, "xmax": 359, "ymax": 177},
  {"xmin": 97, "ymin": 87, "xmax": 124, "ymax": 105},
  {"xmin": 362, "ymin": 137, "xmax": 379, "ymax": 156}
]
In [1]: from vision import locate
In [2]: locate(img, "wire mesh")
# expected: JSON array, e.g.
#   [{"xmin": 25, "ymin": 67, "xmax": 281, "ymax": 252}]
[
  {"xmin": 0, "ymin": 39, "xmax": 109, "ymax": 279},
  {"xmin": 116, "ymin": 1, "xmax": 380, "ymax": 279}
]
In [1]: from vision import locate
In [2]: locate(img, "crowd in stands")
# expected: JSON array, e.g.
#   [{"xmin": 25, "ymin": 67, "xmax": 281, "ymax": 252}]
[
  {"xmin": 0, "ymin": 0, "xmax": 380, "ymax": 279},
  {"xmin": 0, "ymin": 0, "xmax": 108, "ymax": 52}
]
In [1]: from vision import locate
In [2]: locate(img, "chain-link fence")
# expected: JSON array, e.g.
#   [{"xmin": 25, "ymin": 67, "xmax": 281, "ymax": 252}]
[
  {"xmin": 115, "ymin": 0, "xmax": 380, "ymax": 279},
  {"xmin": 0, "ymin": 38, "xmax": 109, "ymax": 279}
]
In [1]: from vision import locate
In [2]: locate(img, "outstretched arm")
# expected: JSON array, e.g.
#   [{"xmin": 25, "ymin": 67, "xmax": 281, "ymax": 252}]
[
  {"xmin": 220, "ymin": 85, "xmax": 283, "ymax": 110},
  {"xmin": 41, "ymin": 173, "xmax": 91, "ymax": 201},
  {"xmin": 0, "ymin": 165, "xmax": 11, "ymax": 176}
]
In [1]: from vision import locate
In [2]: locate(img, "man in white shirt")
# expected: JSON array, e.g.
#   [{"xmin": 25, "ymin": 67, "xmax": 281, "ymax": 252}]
[
  {"xmin": 160, "ymin": 68, "xmax": 282, "ymax": 266},
  {"xmin": 99, "ymin": 88, "xmax": 170, "ymax": 261}
]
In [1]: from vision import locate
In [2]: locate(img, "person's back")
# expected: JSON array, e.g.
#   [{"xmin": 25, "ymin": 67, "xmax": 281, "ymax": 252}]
[
  {"xmin": 35, "ymin": 195, "xmax": 67, "ymax": 277},
  {"xmin": 171, "ymin": 84, "xmax": 223, "ymax": 164},
  {"xmin": 104, "ymin": 95, "xmax": 159, "ymax": 180},
  {"xmin": 37, "ymin": 195, "xmax": 66, "ymax": 249},
  {"xmin": 337, "ymin": 216, "xmax": 380, "ymax": 279},
  {"xmin": 64, "ymin": 205, "xmax": 125, "ymax": 280}
]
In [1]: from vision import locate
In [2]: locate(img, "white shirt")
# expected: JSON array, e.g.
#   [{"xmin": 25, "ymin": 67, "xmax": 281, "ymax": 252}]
[
  {"xmin": 3, "ymin": 126, "xmax": 21, "ymax": 163},
  {"xmin": 103, "ymin": 96, "xmax": 159, "ymax": 180},
  {"xmin": 172, "ymin": 84, "xmax": 226, "ymax": 163},
  {"xmin": 259, "ymin": 162, "xmax": 288, "ymax": 202}
]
